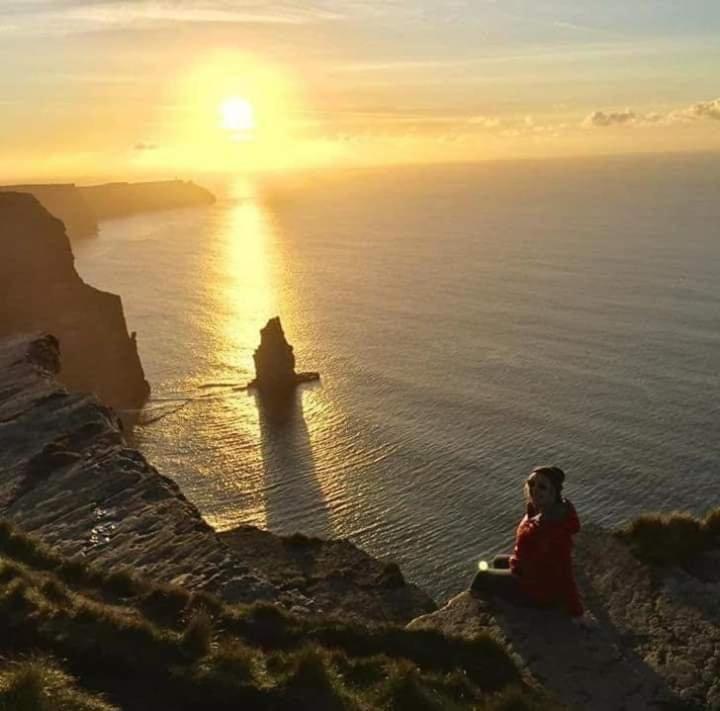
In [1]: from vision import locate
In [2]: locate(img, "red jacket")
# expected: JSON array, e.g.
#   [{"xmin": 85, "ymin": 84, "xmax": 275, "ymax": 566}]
[{"xmin": 509, "ymin": 500, "xmax": 583, "ymax": 617}]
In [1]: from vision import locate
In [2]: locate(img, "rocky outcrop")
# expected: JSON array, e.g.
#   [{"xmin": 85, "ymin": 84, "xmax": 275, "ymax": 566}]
[
  {"xmin": 0, "ymin": 183, "xmax": 97, "ymax": 239},
  {"xmin": 249, "ymin": 317, "xmax": 319, "ymax": 397},
  {"xmin": 0, "ymin": 192, "xmax": 149, "ymax": 411},
  {"xmin": 79, "ymin": 180, "xmax": 215, "ymax": 219},
  {"xmin": 0, "ymin": 333, "xmax": 434, "ymax": 624},
  {"xmin": 220, "ymin": 526, "xmax": 436, "ymax": 624},
  {"xmin": 408, "ymin": 525, "xmax": 720, "ymax": 709}
]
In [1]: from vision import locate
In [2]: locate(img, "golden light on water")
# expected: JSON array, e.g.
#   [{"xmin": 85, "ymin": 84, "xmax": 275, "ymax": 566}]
[{"xmin": 219, "ymin": 180, "xmax": 279, "ymax": 381}]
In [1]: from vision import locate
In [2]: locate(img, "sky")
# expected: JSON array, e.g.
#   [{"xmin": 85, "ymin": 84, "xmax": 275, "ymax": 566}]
[{"xmin": 1, "ymin": 0, "xmax": 719, "ymax": 180}]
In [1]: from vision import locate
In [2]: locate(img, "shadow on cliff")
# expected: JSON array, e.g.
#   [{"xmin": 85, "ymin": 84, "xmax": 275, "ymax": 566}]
[
  {"xmin": 255, "ymin": 385, "xmax": 332, "ymax": 539},
  {"xmin": 489, "ymin": 595, "xmax": 689, "ymax": 710}
]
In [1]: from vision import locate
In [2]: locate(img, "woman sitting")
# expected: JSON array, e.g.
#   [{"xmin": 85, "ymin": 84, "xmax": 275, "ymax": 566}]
[{"xmin": 471, "ymin": 465, "xmax": 583, "ymax": 618}]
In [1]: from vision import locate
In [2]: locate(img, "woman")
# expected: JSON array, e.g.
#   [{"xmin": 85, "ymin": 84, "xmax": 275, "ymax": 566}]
[{"xmin": 471, "ymin": 465, "xmax": 583, "ymax": 618}]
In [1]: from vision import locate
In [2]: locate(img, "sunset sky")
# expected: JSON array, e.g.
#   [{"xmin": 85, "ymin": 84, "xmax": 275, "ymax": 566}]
[{"xmin": 2, "ymin": 0, "xmax": 719, "ymax": 180}]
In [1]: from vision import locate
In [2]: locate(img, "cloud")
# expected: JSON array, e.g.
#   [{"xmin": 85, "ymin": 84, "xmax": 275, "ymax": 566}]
[
  {"xmin": 583, "ymin": 109, "xmax": 637, "ymax": 127},
  {"xmin": 671, "ymin": 98, "xmax": 720, "ymax": 122},
  {"xmin": 467, "ymin": 115, "xmax": 502, "ymax": 129},
  {"xmin": 586, "ymin": 98, "xmax": 720, "ymax": 128},
  {"xmin": 134, "ymin": 142, "xmax": 158, "ymax": 151},
  {"xmin": 0, "ymin": 0, "xmax": 346, "ymax": 35}
]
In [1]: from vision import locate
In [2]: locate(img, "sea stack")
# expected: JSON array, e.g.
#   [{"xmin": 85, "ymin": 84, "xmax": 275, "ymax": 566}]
[{"xmin": 250, "ymin": 317, "xmax": 319, "ymax": 397}]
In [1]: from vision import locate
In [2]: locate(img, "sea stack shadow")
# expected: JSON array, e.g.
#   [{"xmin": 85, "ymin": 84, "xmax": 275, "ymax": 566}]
[
  {"xmin": 255, "ymin": 386, "xmax": 331, "ymax": 537},
  {"xmin": 249, "ymin": 316, "xmax": 329, "ymax": 536}
]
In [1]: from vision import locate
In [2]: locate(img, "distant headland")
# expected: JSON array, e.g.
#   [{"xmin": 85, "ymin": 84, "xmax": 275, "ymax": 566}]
[{"xmin": 0, "ymin": 179, "xmax": 215, "ymax": 239}]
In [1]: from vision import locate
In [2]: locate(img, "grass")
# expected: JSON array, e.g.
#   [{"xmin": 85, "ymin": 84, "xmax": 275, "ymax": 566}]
[
  {"xmin": 0, "ymin": 658, "xmax": 116, "ymax": 711},
  {"xmin": 616, "ymin": 508, "xmax": 720, "ymax": 566},
  {"xmin": 0, "ymin": 520, "xmax": 562, "ymax": 709}
]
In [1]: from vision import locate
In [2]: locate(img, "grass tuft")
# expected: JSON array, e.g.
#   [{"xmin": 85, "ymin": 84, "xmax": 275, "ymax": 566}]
[
  {"xmin": 103, "ymin": 568, "xmax": 142, "ymax": 598},
  {"xmin": 212, "ymin": 640, "xmax": 258, "ymax": 683},
  {"xmin": 617, "ymin": 509, "xmax": 719, "ymax": 566},
  {"xmin": 0, "ymin": 658, "xmax": 117, "ymax": 711},
  {"xmin": 380, "ymin": 661, "xmax": 444, "ymax": 711},
  {"xmin": 282, "ymin": 647, "xmax": 353, "ymax": 711},
  {"xmin": 182, "ymin": 610, "xmax": 213, "ymax": 657}
]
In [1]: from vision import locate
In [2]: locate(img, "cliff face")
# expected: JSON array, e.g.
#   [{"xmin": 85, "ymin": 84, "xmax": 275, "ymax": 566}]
[
  {"xmin": 0, "ymin": 333, "xmax": 435, "ymax": 624},
  {"xmin": 0, "ymin": 183, "xmax": 97, "ymax": 239},
  {"xmin": 1, "ymin": 180, "xmax": 216, "ymax": 239},
  {"xmin": 79, "ymin": 180, "xmax": 215, "ymax": 219},
  {"xmin": 0, "ymin": 192, "xmax": 149, "ymax": 411}
]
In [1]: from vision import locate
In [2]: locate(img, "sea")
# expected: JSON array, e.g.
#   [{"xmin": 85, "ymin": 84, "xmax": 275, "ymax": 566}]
[{"xmin": 72, "ymin": 153, "xmax": 720, "ymax": 601}]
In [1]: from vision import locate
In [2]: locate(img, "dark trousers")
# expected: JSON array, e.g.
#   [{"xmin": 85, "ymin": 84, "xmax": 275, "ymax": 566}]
[{"xmin": 470, "ymin": 555, "xmax": 532, "ymax": 607}]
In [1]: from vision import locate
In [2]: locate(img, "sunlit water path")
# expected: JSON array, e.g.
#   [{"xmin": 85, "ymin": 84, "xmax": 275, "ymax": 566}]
[{"xmin": 74, "ymin": 155, "xmax": 720, "ymax": 600}]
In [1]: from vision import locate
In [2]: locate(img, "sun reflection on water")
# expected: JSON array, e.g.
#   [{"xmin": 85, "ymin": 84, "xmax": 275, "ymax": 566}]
[
  {"xmin": 217, "ymin": 179, "xmax": 280, "ymax": 376},
  {"xmin": 202, "ymin": 179, "xmax": 341, "ymax": 536},
  {"xmin": 202, "ymin": 179, "xmax": 284, "ymax": 530}
]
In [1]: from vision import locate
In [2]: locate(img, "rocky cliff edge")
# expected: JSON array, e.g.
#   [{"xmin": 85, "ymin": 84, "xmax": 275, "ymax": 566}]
[
  {"xmin": 0, "ymin": 191, "xmax": 149, "ymax": 412},
  {"xmin": 408, "ymin": 524, "xmax": 720, "ymax": 710},
  {"xmin": 0, "ymin": 333, "xmax": 435, "ymax": 625}
]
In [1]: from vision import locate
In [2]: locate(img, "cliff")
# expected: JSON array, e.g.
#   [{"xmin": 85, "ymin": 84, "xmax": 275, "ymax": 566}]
[
  {"xmin": 408, "ymin": 524, "xmax": 720, "ymax": 709},
  {"xmin": 0, "ymin": 332, "xmax": 435, "ymax": 625},
  {"xmin": 1, "ymin": 180, "xmax": 216, "ymax": 239},
  {"xmin": 79, "ymin": 180, "xmax": 215, "ymax": 219},
  {"xmin": 0, "ymin": 183, "xmax": 98, "ymax": 239},
  {"xmin": 0, "ymin": 192, "xmax": 149, "ymax": 412},
  {"xmin": 0, "ymin": 519, "xmax": 546, "ymax": 711}
]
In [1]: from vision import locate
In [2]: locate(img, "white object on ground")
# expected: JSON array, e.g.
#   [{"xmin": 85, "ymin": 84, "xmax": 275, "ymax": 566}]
[{"xmin": 478, "ymin": 560, "xmax": 489, "ymax": 571}]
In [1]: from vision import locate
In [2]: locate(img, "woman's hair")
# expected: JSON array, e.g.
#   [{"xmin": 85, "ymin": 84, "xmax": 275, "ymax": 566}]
[{"xmin": 524, "ymin": 465, "xmax": 565, "ymax": 515}]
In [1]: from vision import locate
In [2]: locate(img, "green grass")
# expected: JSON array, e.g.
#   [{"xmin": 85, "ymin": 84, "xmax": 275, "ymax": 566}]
[
  {"xmin": 0, "ymin": 520, "xmax": 563, "ymax": 710},
  {"xmin": 616, "ymin": 508, "xmax": 720, "ymax": 566},
  {"xmin": 0, "ymin": 658, "xmax": 116, "ymax": 711}
]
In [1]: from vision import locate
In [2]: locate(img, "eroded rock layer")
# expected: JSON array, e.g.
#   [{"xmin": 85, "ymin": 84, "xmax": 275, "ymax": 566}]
[{"xmin": 0, "ymin": 333, "xmax": 434, "ymax": 624}]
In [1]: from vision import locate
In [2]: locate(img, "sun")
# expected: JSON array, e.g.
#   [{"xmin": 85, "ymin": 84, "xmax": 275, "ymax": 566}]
[{"xmin": 220, "ymin": 97, "xmax": 256, "ymax": 134}]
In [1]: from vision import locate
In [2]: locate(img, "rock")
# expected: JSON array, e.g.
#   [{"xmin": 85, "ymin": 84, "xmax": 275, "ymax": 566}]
[
  {"xmin": 407, "ymin": 526, "xmax": 720, "ymax": 709},
  {"xmin": 248, "ymin": 317, "xmax": 319, "ymax": 398},
  {"xmin": 219, "ymin": 574, "xmax": 279, "ymax": 604},
  {"xmin": 219, "ymin": 525, "xmax": 436, "ymax": 625},
  {"xmin": 685, "ymin": 549, "xmax": 720, "ymax": 583},
  {"xmin": 0, "ymin": 183, "xmax": 97, "ymax": 239},
  {"xmin": 0, "ymin": 192, "xmax": 149, "ymax": 412},
  {"xmin": 0, "ymin": 334, "xmax": 278, "ymax": 601}
]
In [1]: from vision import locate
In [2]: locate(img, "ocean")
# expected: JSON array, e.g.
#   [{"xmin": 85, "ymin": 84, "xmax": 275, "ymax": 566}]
[{"xmin": 73, "ymin": 153, "xmax": 720, "ymax": 601}]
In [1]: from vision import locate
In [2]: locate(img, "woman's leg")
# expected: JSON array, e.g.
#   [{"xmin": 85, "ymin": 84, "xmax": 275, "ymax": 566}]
[
  {"xmin": 470, "ymin": 568, "xmax": 527, "ymax": 606},
  {"xmin": 492, "ymin": 555, "xmax": 511, "ymax": 570}
]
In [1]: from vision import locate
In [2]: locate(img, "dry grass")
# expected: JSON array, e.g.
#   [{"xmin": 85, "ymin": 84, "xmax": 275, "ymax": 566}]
[
  {"xmin": 617, "ymin": 508, "xmax": 720, "ymax": 566},
  {"xmin": 0, "ymin": 520, "xmax": 562, "ymax": 710}
]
